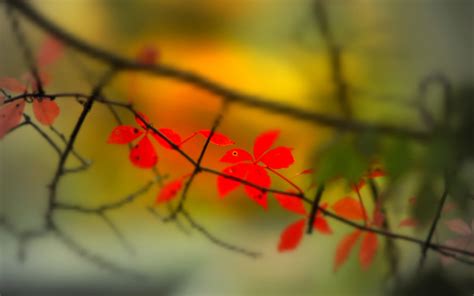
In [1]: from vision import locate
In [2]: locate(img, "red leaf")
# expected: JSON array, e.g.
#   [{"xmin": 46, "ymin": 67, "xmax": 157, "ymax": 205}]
[
  {"xmin": 0, "ymin": 77, "xmax": 26, "ymax": 93},
  {"xmin": 278, "ymin": 219, "xmax": 306, "ymax": 252},
  {"xmin": 198, "ymin": 130, "xmax": 234, "ymax": 146},
  {"xmin": 37, "ymin": 36, "xmax": 63, "ymax": 67},
  {"xmin": 440, "ymin": 239, "xmax": 460, "ymax": 266},
  {"xmin": 244, "ymin": 164, "xmax": 271, "ymax": 208},
  {"xmin": 152, "ymin": 128, "xmax": 182, "ymax": 149},
  {"xmin": 0, "ymin": 101, "xmax": 25, "ymax": 139},
  {"xmin": 135, "ymin": 112, "xmax": 150, "ymax": 130},
  {"xmin": 32, "ymin": 98, "xmax": 60, "ymax": 125},
  {"xmin": 253, "ymin": 130, "xmax": 279, "ymax": 160},
  {"xmin": 217, "ymin": 163, "xmax": 248, "ymax": 197},
  {"xmin": 398, "ymin": 218, "xmax": 418, "ymax": 228},
  {"xmin": 445, "ymin": 219, "xmax": 471, "ymax": 236},
  {"xmin": 274, "ymin": 191, "xmax": 307, "ymax": 215},
  {"xmin": 332, "ymin": 197, "xmax": 367, "ymax": 220},
  {"xmin": 334, "ymin": 230, "xmax": 362, "ymax": 271},
  {"xmin": 372, "ymin": 207, "xmax": 385, "ymax": 227},
  {"xmin": 260, "ymin": 146, "xmax": 294, "ymax": 169},
  {"xmin": 442, "ymin": 202, "xmax": 456, "ymax": 213},
  {"xmin": 313, "ymin": 216, "xmax": 332, "ymax": 234},
  {"xmin": 108, "ymin": 126, "xmax": 143, "ymax": 144},
  {"xmin": 296, "ymin": 168, "xmax": 314, "ymax": 176},
  {"xmin": 367, "ymin": 169, "xmax": 386, "ymax": 179},
  {"xmin": 220, "ymin": 148, "xmax": 253, "ymax": 163},
  {"xmin": 129, "ymin": 136, "xmax": 158, "ymax": 168},
  {"xmin": 359, "ymin": 232, "xmax": 378, "ymax": 270},
  {"xmin": 156, "ymin": 179, "xmax": 183, "ymax": 204},
  {"xmin": 352, "ymin": 179, "xmax": 366, "ymax": 194},
  {"xmin": 23, "ymin": 71, "xmax": 51, "ymax": 89},
  {"xmin": 136, "ymin": 45, "xmax": 159, "ymax": 65}
]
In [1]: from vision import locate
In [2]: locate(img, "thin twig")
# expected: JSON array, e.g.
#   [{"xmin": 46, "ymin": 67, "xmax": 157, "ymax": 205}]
[
  {"xmin": 418, "ymin": 175, "xmax": 450, "ymax": 270},
  {"xmin": 307, "ymin": 184, "xmax": 325, "ymax": 234}
]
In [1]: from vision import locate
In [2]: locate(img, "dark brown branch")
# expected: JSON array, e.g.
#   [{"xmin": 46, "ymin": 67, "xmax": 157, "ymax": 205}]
[
  {"xmin": 95, "ymin": 98, "xmax": 474, "ymax": 261},
  {"xmin": 94, "ymin": 96, "xmax": 474, "ymax": 262},
  {"xmin": 46, "ymin": 68, "xmax": 116, "ymax": 224},
  {"xmin": 52, "ymin": 224, "xmax": 144, "ymax": 279},
  {"xmin": 54, "ymin": 179, "xmax": 155, "ymax": 214},
  {"xmin": 99, "ymin": 212, "xmax": 136, "ymax": 255},
  {"xmin": 8, "ymin": 0, "xmax": 430, "ymax": 141},
  {"xmin": 166, "ymin": 101, "xmax": 228, "ymax": 220},
  {"xmin": 313, "ymin": 0, "xmax": 352, "ymax": 118},
  {"xmin": 307, "ymin": 184, "xmax": 325, "ymax": 234},
  {"xmin": 368, "ymin": 179, "xmax": 400, "ymax": 278},
  {"xmin": 418, "ymin": 175, "xmax": 450, "ymax": 270},
  {"xmin": 23, "ymin": 114, "xmax": 62, "ymax": 155},
  {"xmin": 147, "ymin": 207, "xmax": 261, "ymax": 258},
  {"xmin": 6, "ymin": 3, "xmax": 44, "ymax": 93},
  {"xmin": 0, "ymin": 215, "xmax": 49, "ymax": 261}
]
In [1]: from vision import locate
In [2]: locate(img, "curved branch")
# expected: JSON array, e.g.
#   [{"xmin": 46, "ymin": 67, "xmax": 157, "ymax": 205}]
[{"xmin": 8, "ymin": 0, "xmax": 430, "ymax": 141}]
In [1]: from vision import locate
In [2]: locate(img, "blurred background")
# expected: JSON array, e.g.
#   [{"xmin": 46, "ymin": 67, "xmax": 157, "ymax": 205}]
[{"xmin": 1, "ymin": 0, "xmax": 473, "ymax": 295}]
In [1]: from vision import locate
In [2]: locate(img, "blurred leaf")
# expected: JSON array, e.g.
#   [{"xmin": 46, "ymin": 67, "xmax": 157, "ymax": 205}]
[
  {"xmin": 315, "ymin": 139, "xmax": 367, "ymax": 183},
  {"xmin": 382, "ymin": 138, "xmax": 413, "ymax": 178},
  {"xmin": 355, "ymin": 131, "xmax": 379, "ymax": 158},
  {"xmin": 413, "ymin": 181, "xmax": 437, "ymax": 224},
  {"xmin": 423, "ymin": 135, "xmax": 455, "ymax": 174}
]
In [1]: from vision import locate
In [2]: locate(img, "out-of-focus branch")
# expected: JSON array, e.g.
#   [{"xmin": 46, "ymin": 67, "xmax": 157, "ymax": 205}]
[{"xmin": 7, "ymin": 0, "xmax": 430, "ymax": 141}]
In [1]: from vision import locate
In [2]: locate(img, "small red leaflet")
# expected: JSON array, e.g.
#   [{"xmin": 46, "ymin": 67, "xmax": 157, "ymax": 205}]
[
  {"xmin": 0, "ymin": 101, "xmax": 26, "ymax": 139},
  {"xmin": 334, "ymin": 229, "xmax": 379, "ymax": 271},
  {"xmin": 36, "ymin": 36, "xmax": 64, "ymax": 68},
  {"xmin": 0, "ymin": 77, "xmax": 27, "ymax": 93},
  {"xmin": 0, "ymin": 35, "xmax": 64, "ymax": 134},
  {"xmin": 136, "ymin": 45, "xmax": 159, "ymax": 65},
  {"xmin": 198, "ymin": 130, "xmax": 235, "ymax": 146},
  {"xmin": 331, "ymin": 197, "xmax": 367, "ymax": 220},
  {"xmin": 32, "ymin": 98, "xmax": 60, "ymax": 125},
  {"xmin": 332, "ymin": 200, "xmax": 383, "ymax": 271},
  {"xmin": 155, "ymin": 175, "xmax": 191, "ymax": 204},
  {"xmin": 108, "ymin": 114, "xmax": 233, "ymax": 168},
  {"xmin": 440, "ymin": 218, "xmax": 474, "ymax": 265},
  {"xmin": 217, "ymin": 130, "xmax": 295, "ymax": 208},
  {"xmin": 278, "ymin": 219, "xmax": 306, "ymax": 252},
  {"xmin": 277, "ymin": 202, "xmax": 332, "ymax": 252},
  {"xmin": 351, "ymin": 168, "xmax": 386, "ymax": 193},
  {"xmin": 108, "ymin": 112, "xmax": 180, "ymax": 168}
]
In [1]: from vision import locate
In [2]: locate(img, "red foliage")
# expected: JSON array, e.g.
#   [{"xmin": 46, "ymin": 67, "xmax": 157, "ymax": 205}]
[
  {"xmin": 0, "ymin": 35, "xmax": 64, "ymax": 136},
  {"xmin": 156, "ymin": 178, "xmax": 185, "ymax": 204},
  {"xmin": 108, "ymin": 113, "xmax": 183, "ymax": 168},
  {"xmin": 0, "ymin": 101, "xmax": 26, "ymax": 139},
  {"xmin": 274, "ymin": 191, "xmax": 307, "ymax": 215},
  {"xmin": 136, "ymin": 45, "xmax": 159, "ymax": 65},
  {"xmin": 331, "ymin": 197, "xmax": 367, "ymax": 220},
  {"xmin": 332, "ymin": 197, "xmax": 383, "ymax": 271},
  {"xmin": 277, "ymin": 202, "xmax": 332, "ymax": 252},
  {"xmin": 198, "ymin": 130, "xmax": 234, "ymax": 146},
  {"xmin": 217, "ymin": 130, "xmax": 295, "ymax": 208},
  {"xmin": 32, "ymin": 98, "xmax": 60, "ymax": 126},
  {"xmin": 278, "ymin": 219, "xmax": 306, "ymax": 252}
]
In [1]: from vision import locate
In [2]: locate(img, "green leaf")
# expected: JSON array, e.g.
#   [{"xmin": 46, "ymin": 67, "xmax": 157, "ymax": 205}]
[
  {"xmin": 315, "ymin": 140, "xmax": 367, "ymax": 183},
  {"xmin": 382, "ymin": 138, "xmax": 413, "ymax": 178}
]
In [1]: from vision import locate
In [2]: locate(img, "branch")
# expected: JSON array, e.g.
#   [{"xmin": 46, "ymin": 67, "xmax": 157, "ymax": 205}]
[
  {"xmin": 7, "ymin": 0, "xmax": 430, "ymax": 141},
  {"xmin": 418, "ymin": 175, "xmax": 450, "ymax": 270},
  {"xmin": 307, "ymin": 184, "xmax": 325, "ymax": 234},
  {"xmin": 147, "ymin": 207, "xmax": 261, "ymax": 258}
]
